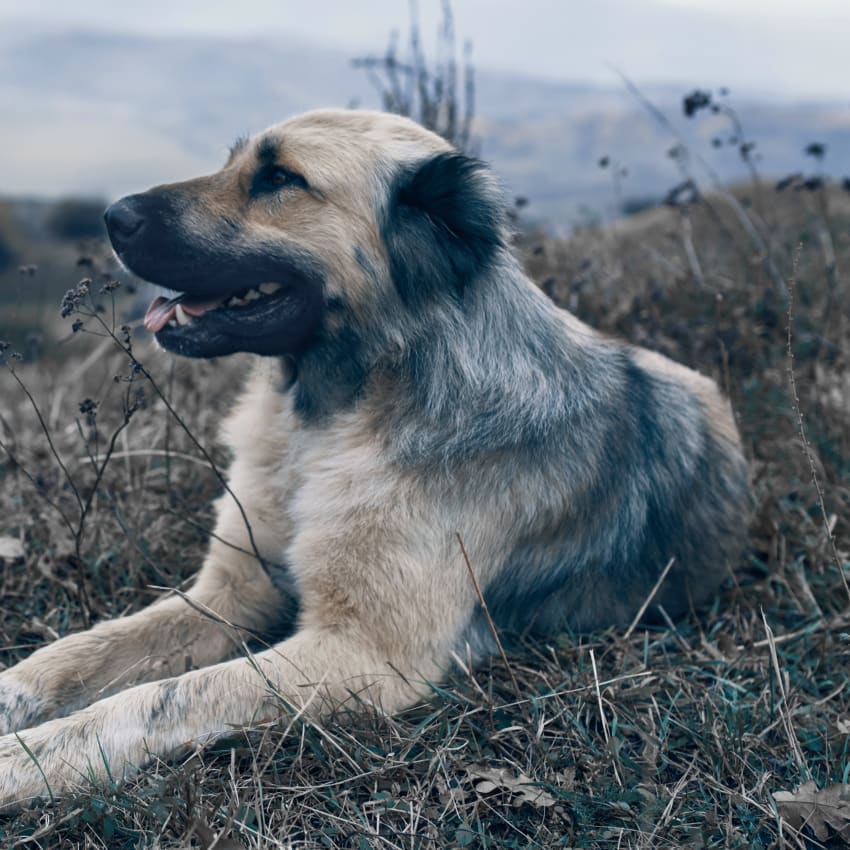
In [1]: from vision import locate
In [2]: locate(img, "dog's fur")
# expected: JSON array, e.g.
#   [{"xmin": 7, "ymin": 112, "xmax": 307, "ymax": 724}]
[{"xmin": 0, "ymin": 109, "xmax": 748, "ymax": 807}]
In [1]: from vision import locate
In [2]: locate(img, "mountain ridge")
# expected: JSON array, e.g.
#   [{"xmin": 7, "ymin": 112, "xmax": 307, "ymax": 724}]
[{"xmin": 2, "ymin": 25, "xmax": 848, "ymax": 225}]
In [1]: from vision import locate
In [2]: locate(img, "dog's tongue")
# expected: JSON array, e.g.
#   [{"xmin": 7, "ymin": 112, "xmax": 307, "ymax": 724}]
[
  {"xmin": 143, "ymin": 295, "xmax": 226, "ymax": 332},
  {"xmin": 144, "ymin": 296, "xmax": 181, "ymax": 333}
]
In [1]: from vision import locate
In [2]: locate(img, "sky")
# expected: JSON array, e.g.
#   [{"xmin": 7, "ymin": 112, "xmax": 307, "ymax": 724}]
[{"xmin": 1, "ymin": 0, "xmax": 849, "ymax": 100}]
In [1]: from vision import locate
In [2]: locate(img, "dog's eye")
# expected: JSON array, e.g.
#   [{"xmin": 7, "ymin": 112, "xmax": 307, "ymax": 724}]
[
  {"xmin": 266, "ymin": 166, "xmax": 308, "ymax": 191},
  {"xmin": 250, "ymin": 164, "xmax": 309, "ymax": 198}
]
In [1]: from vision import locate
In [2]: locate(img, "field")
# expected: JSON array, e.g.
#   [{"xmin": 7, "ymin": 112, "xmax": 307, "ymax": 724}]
[{"xmin": 0, "ymin": 179, "xmax": 849, "ymax": 848}]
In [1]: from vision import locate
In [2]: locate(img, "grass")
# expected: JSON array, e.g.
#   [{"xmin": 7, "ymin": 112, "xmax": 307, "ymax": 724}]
[{"xmin": 0, "ymin": 180, "xmax": 849, "ymax": 848}]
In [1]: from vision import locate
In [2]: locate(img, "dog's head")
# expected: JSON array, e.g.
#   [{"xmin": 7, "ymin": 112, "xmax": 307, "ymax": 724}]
[{"xmin": 105, "ymin": 109, "xmax": 506, "ymax": 359}]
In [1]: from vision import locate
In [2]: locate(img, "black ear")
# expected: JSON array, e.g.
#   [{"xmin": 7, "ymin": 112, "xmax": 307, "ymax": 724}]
[{"xmin": 383, "ymin": 152, "xmax": 505, "ymax": 307}]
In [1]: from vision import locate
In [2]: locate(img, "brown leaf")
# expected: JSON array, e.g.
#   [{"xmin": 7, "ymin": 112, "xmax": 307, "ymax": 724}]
[
  {"xmin": 773, "ymin": 781, "xmax": 850, "ymax": 841},
  {"xmin": 468, "ymin": 765, "xmax": 557, "ymax": 808}
]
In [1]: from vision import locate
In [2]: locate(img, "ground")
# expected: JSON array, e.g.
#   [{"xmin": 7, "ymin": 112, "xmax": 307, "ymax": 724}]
[{"xmin": 0, "ymin": 183, "xmax": 848, "ymax": 848}]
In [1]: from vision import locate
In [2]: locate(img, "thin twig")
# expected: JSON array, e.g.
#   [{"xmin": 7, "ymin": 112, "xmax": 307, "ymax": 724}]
[
  {"xmin": 74, "ymin": 448, "xmax": 217, "ymax": 468},
  {"xmin": 622, "ymin": 557, "xmax": 677, "ymax": 642},
  {"xmin": 0, "ymin": 436, "xmax": 78, "ymax": 542},
  {"xmin": 589, "ymin": 647, "xmax": 621, "ymax": 787},
  {"xmin": 3, "ymin": 365, "xmax": 83, "ymax": 514},
  {"xmin": 761, "ymin": 610, "xmax": 809, "ymax": 779},
  {"xmin": 455, "ymin": 533, "xmax": 522, "ymax": 702},
  {"xmin": 786, "ymin": 243, "xmax": 850, "ymax": 603}
]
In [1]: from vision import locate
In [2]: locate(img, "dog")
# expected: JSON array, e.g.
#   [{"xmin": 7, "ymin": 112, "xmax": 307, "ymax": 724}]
[{"xmin": 0, "ymin": 109, "xmax": 748, "ymax": 807}]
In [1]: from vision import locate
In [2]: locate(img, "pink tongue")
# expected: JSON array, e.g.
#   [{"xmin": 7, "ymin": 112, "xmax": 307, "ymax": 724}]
[
  {"xmin": 144, "ymin": 296, "xmax": 180, "ymax": 333},
  {"xmin": 143, "ymin": 295, "xmax": 228, "ymax": 333}
]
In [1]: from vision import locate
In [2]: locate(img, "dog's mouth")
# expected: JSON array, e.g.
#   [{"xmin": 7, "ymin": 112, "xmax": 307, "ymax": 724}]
[
  {"xmin": 141, "ymin": 277, "xmax": 324, "ymax": 359},
  {"xmin": 145, "ymin": 282, "xmax": 287, "ymax": 334}
]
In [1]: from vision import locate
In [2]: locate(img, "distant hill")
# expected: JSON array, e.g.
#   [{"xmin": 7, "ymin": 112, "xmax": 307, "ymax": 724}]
[{"xmin": 1, "ymin": 25, "xmax": 848, "ymax": 225}]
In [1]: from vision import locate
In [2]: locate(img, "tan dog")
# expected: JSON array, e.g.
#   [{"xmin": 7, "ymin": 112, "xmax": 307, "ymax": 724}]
[{"xmin": 0, "ymin": 109, "xmax": 748, "ymax": 807}]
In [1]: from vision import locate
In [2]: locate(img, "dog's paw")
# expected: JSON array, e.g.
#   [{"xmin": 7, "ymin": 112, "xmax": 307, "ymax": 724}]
[
  {"xmin": 0, "ymin": 701, "xmax": 140, "ymax": 811},
  {"xmin": 0, "ymin": 713, "xmax": 94, "ymax": 810},
  {"xmin": 0, "ymin": 728, "xmax": 54, "ymax": 812},
  {"xmin": 0, "ymin": 673, "xmax": 49, "ymax": 735}
]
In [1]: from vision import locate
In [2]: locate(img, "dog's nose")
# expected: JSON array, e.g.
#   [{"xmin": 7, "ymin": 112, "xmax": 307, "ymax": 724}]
[{"xmin": 104, "ymin": 197, "xmax": 146, "ymax": 249}]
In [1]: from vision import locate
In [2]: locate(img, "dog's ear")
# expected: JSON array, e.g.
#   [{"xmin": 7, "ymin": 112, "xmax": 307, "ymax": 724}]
[{"xmin": 384, "ymin": 152, "xmax": 505, "ymax": 306}]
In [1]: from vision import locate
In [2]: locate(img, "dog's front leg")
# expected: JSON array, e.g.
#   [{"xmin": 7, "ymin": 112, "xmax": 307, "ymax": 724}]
[
  {"xmin": 0, "ymin": 621, "xmax": 450, "ymax": 808},
  {"xmin": 0, "ymin": 502, "xmax": 288, "ymax": 734},
  {"xmin": 0, "ymin": 528, "xmax": 475, "ymax": 809}
]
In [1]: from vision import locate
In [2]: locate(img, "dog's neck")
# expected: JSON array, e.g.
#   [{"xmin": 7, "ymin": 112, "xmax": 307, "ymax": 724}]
[{"xmin": 286, "ymin": 260, "xmax": 616, "ymax": 467}]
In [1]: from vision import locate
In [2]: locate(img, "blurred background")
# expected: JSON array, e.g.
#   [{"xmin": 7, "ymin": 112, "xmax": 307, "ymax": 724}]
[{"xmin": 0, "ymin": 0, "xmax": 848, "ymax": 347}]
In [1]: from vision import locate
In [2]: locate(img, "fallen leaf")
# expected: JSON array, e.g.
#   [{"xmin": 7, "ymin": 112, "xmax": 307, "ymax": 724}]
[
  {"xmin": 773, "ymin": 781, "xmax": 850, "ymax": 840},
  {"xmin": 0, "ymin": 536, "xmax": 24, "ymax": 561},
  {"xmin": 468, "ymin": 765, "xmax": 557, "ymax": 808}
]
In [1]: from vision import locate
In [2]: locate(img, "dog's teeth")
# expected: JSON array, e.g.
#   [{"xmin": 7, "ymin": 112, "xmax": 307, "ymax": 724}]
[
  {"xmin": 175, "ymin": 304, "xmax": 191, "ymax": 326},
  {"xmin": 224, "ymin": 285, "xmax": 278, "ymax": 309}
]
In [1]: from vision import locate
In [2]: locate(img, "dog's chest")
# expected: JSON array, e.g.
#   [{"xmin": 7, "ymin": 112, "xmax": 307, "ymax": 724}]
[{"xmin": 225, "ymin": 394, "xmax": 393, "ymax": 553}]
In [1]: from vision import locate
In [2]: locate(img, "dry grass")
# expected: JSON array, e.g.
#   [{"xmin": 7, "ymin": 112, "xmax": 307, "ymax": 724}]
[{"xmin": 0, "ymin": 183, "xmax": 849, "ymax": 848}]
